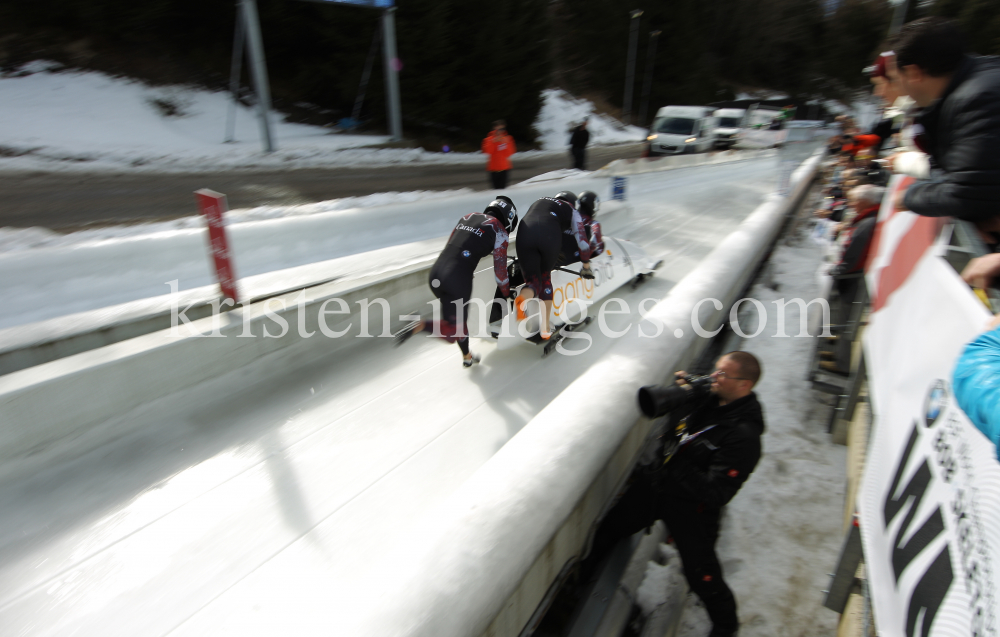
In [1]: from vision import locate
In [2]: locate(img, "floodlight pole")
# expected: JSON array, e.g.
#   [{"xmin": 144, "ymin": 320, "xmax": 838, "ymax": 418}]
[
  {"xmin": 225, "ymin": 9, "xmax": 246, "ymax": 143},
  {"xmin": 622, "ymin": 9, "xmax": 643, "ymax": 125},
  {"xmin": 240, "ymin": 0, "xmax": 276, "ymax": 152},
  {"xmin": 381, "ymin": 7, "xmax": 403, "ymax": 142},
  {"xmin": 638, "ymin": 30, "xmax": 660, "ymax": 127}
]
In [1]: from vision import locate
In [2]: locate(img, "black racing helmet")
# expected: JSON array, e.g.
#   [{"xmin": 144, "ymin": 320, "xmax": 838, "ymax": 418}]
[
  {"xmin": 554, "ymin": 190, "xmax": 578, "ymax": 208},
  {"xmin": 485, "ymin": 195, "xmax": 518, "ymax": 233},
  {"xmin": 577, "ymin": 190, "xmax": 600, "ymax": 217}
]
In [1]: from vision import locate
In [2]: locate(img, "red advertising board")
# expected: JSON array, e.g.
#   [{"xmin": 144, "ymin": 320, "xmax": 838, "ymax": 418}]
[{"xmin": 195, "ymin": 189, "xmax": 239, "ymax": 303}]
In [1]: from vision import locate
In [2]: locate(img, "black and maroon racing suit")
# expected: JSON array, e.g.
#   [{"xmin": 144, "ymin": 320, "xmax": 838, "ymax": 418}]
[
  {"xmin": 556, "ymin": 212, "xmax": 604, "ymax": 267},
  {"xmin": 428, "ymin": 212, "xmax": 510, "ymax": 355},
  {"xmin": 515, "ymin": 197, "xmax": 591, "ymax": 300}
]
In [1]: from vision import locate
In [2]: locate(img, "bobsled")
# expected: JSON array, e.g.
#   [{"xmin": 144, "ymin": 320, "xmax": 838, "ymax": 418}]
[{"xmin": 487, "ymin": 237, "xmax": 661, "ymax": 356}]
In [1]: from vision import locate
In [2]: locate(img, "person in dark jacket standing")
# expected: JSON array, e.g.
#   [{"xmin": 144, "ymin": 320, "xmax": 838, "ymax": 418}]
[
  {"xmin": 569, "ymin": 118, "xmax": 590, "ymax": 170},
  {"xmin": 890, "ymin": 18, "xmax": 1000, "ymax": 232},
  {"xmin": 591, "ymin": 351, "xmax": 765, "ymax": 637}
]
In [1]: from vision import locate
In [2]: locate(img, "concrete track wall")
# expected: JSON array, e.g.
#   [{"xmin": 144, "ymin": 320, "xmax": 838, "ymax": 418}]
[{"xmin": 0, "ymin": 258, "xmax": 436, "ymax": 480}]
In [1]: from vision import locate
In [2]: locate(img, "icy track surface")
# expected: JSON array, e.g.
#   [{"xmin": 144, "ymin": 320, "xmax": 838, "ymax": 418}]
[
  {"xmin": 0, "ymin": 158, "xmax": 776, "ymax": 635},
  {"xmin": 2, "ymin": 157, "xmax": 774, "ymax": 330}
]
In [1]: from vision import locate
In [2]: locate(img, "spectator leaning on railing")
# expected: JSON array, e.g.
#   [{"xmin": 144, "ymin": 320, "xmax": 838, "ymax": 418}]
[
  {"xmin": 830, "ymin": 185, "xmax": 885, "ymax": 279},
  {"xmin": 857, "ymin": 51, "xmax": 914, "ymax": 157},
  {"xmin": 889, "ymin": 18, "xmax": 1000, "ymax": 237}
]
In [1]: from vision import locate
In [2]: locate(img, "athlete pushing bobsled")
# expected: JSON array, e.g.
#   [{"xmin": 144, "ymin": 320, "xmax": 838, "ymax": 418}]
[
  {"xmin": 513, "ymin": 191, "xmax": 595, "ymax": 340},
  {"xmin": 495, "ymin": 189, "xmax": 662, "ymax": 356},
  {"xmin": 555, "ymin": 190, "xmax": 603, "ymax": 267},
  {"xmin": 394, "ymin": 196, "xmax": 517, "ymax": 367}
]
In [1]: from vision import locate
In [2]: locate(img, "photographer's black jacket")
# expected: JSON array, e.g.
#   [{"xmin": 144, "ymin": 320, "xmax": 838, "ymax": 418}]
[{"xmin": 661, "ymin": 392, "xmax": 765, "ymax": 509}]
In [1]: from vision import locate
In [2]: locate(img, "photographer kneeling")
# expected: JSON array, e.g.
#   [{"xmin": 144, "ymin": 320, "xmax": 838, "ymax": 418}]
[{"xmin": 591, "ymin": 352, "xmax": 764, "ymax": 637}]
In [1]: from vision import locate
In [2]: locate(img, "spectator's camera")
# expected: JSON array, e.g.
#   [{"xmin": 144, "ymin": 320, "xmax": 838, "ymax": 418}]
[{"xmin": 638, "ymin": 374, "xmax": 713, "ymax": 418}]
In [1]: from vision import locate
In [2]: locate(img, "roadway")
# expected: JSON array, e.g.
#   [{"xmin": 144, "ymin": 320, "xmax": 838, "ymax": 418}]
[{"xmin": 0, "ymin": 143, "xmax": 645, "ymax": 230}]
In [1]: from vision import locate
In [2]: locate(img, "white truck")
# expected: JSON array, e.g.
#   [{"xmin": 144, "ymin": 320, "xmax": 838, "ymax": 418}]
[
  {"xmin": 712, "ymin": 108, "xmax": 746, "ymax": 149},
  {"xmin": 645, "ymin": 105, "xmax": 716, "ymax": 156}
]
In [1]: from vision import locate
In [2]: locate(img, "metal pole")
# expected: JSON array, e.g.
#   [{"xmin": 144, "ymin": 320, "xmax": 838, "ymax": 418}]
[
  {"xmin": 888, "ymin": 0, "xmax": 909, "ymax": 37},
  {"xmin": 638, "ymin": 30, "xmax": 660, "ymax": 128},
  {"xmin": 224, "ymin": 5, "xmax": 246, "ymax": 143},
  {"xmin": 352, "ymin": 23, "xmax": 383, "ymax": 124},
  {"xmin": 381, "ymin": 7, "xmax": 403, "ymax": 142},
  {"xmin": 622, "ymin": 10, "xmax": 643, "ymax": 125},
  {"xmin": 240, "ymin": 0, "xmax": 275, "ymax": 152}
]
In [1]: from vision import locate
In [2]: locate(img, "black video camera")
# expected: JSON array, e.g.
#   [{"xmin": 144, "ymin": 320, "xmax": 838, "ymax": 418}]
[{"xmin": 637, "ymin": 374, "xmax": 713, "ymax": 419}]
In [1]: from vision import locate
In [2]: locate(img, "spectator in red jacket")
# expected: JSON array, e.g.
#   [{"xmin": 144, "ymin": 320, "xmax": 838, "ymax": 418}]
[{"xmin": 481, "ymin": 120, "xmax": 516, "ymax": 190}]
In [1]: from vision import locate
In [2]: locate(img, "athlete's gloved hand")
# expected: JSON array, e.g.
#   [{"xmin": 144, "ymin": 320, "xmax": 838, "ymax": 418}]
[{"xmin": 580, "ymin": 264, "xmax": 595, "ymax": 280}]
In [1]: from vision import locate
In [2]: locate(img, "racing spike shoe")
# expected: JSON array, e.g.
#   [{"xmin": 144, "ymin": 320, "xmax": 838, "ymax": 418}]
[
  {"xmin": 515, "ymin": 295, "xmax": 528, "ymax": 321},
  {"xmin": 540, "ymin": 330, "xmax": 552, "ymax": 340},
  {"xmin": 463, "ymin": 353, "xmax": 481, "ymax": 368},
  {"xmin": 393, "ymin": 320, "xmax": 421, "ymax": 347}
]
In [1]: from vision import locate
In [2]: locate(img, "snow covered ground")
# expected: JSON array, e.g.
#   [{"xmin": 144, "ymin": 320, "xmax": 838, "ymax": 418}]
[
  {"xmin": 0, "ymin": 187, "xmax": 476, "ymax": 253},
  {"xmin": 532, "ymin": 89, "xmax": 647, "ymax": 150},
  {"xmin": 0, "ymin": 63, "xmax": 642, "ymax": 174}
]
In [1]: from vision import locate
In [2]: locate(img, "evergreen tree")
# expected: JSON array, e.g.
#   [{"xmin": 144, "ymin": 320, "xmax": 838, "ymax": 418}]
[{"xmin": 935, "ymin": 0, "xmax": 1000, "ymax": 56}]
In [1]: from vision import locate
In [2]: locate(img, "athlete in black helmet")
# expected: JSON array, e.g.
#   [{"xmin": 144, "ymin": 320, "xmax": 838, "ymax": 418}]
[
  {"xmin": 555, "ymin": 190, "xmax": 578, "ymax": 208},
  {"xmin": 577, "ymin": 190, "xmax": 599, "ymax": 216},
  {"xmin": 557, "ymin": 190, "xmax": 605, "ymax": 266},
  {"xmin": 395, "ymin": 196, "xmax": 518, "ymax": 367},
  {"xmin": 514, "ymin": 191, "xmax": 594, "ymax": 339}
]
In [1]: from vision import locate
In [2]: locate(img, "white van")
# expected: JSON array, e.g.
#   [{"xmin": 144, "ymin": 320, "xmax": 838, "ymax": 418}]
[
  {"xmin": 712, "ymin": 108, "xmax": 746, "ymax": 149},
  {"xmin": 645, "ymin": 106, "xmax": 716, "ymax": 156}
]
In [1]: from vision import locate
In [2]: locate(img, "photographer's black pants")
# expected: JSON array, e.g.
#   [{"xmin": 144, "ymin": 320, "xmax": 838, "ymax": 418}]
[
  {"xmin": 589, "ymin": 471, "xmax": 738, "ymax": 636},
  {"xmin": 662, "ymin": 496, "xmax": 738, "ymax": 636}
]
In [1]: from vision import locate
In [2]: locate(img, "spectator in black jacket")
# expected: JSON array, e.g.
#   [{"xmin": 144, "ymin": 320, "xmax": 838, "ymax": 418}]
[
  {"xmin": 570, "ymin": 118, "xmax": 590, "ymax": 170},
  {"xmin": 890, "ymin": 18, "xmax": 1000, "ymax": 234},
  {"xmin": 591, "ymin": 352, "xmax": 765, "ymax": 637}
]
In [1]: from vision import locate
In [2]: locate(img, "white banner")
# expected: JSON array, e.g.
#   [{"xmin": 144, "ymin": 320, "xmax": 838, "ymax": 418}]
[{"xmin": 860, "ymin": 181, "xmax": 1000, "ymax": 637}]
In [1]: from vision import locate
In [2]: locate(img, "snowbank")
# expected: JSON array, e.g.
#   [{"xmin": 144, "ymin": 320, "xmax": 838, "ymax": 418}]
[
  {"xmin": 533, "ymin": 89, "xmax": 647, "ymax": 150},
  {"xmin": 0, "ymin": 63, "xmax": 642, "ymax": 174},
  {"xmin": 0, "ymin": 188, "xmax": 474, "ymax": 253}
]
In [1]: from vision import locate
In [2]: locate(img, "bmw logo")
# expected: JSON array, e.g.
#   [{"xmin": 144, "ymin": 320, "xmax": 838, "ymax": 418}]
[
  {"xmin": 924, "ymin": 380, "xmax": 948, "ymax": 428},
  {"xmin": 462, "ymin": 250, "xmax": 471, "ymax": 257},
  {"xmin": 545, "ymin": 287, "xmax": 551, "ymax": 294}
]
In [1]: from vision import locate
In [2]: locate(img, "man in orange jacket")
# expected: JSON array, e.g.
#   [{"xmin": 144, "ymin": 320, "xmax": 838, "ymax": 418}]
[{"xmin": 482, "ymin": 120, "xmax": 516, "ymax": 189}]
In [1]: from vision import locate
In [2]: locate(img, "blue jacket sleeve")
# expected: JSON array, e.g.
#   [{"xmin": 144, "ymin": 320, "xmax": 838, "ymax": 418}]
[{"xmin": 953, "ymin": 324, "xmax": 1000, "ymax": 459}]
